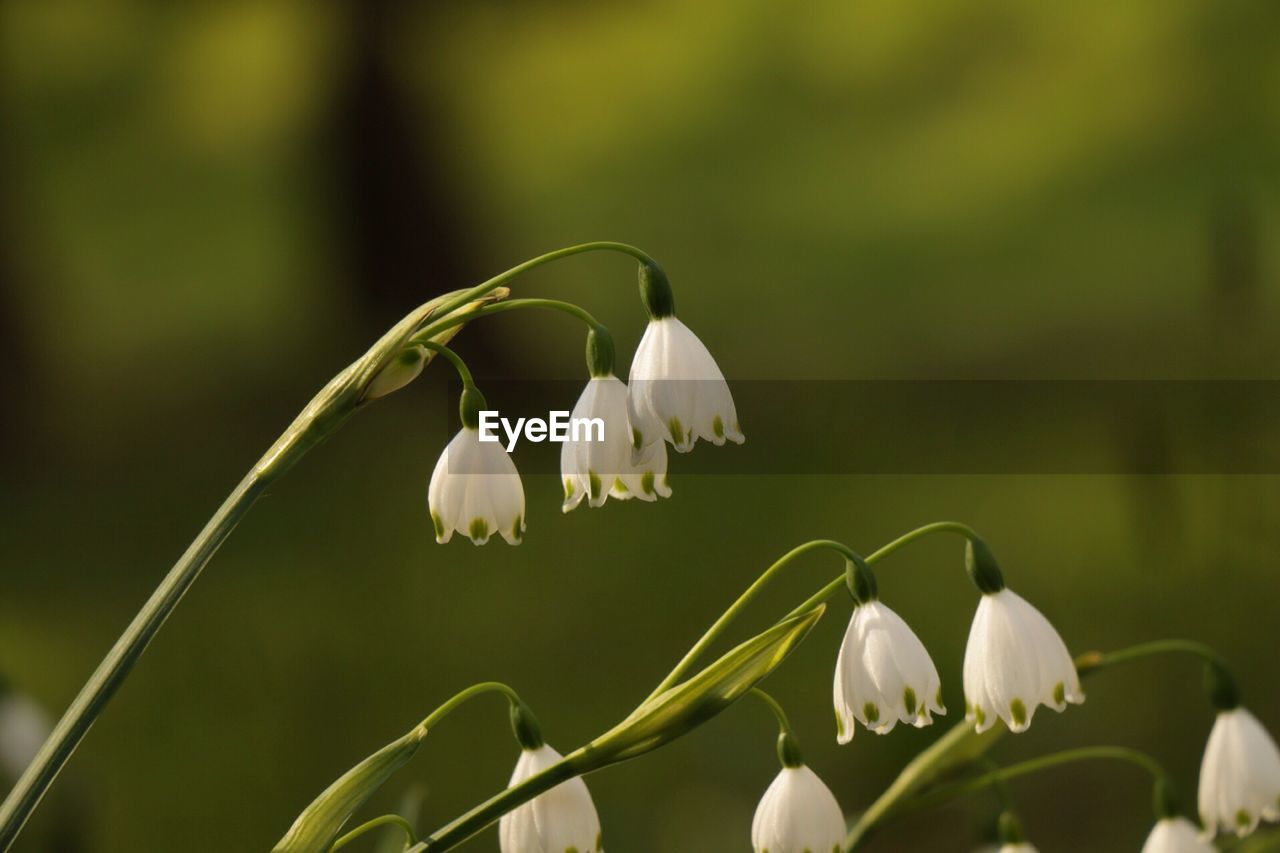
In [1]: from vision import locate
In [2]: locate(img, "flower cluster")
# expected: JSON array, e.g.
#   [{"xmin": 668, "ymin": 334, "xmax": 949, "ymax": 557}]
[
  {"xmin": 429, "ymin": 301, "xmax": 742, "ymax": 546},
  {"xmin": 833, "ymin": 551, "xmax": 1083, "ymax": 744}
]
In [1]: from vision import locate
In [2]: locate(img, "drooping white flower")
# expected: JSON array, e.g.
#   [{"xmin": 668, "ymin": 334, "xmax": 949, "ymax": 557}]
[
  {"xmin": 833, "ymin": 600, "xmax": 944, "ymax": 742},
  {"xmin": 962, "ymin": 588, "xmax": 1083, "ymax": 733},
  {"xmin": 428, "ymin": 427, "xmax": 525, "ymax": 545},
  {"xmin": 1198, "ymin": 707, "xmax": 1280, "ymax": 836},
  {"xmin": 627, "ymin": 316, "xmax": 743, "ymax": 453},
  {"xmin": 0, "ymin": 692, "xmax": 51, "ymax": 781},
  {"xmin": 561, "ymin": 375, "xmax": 672, "ymax": 511},
  {"xmin": 499, "ymin": 743, "xmax": 602, "ymax": 853},
  {"xmin": 1141, "ymin": 817, "xmax": 1217, "ymax": 852},
  {"xmin": 751, "ymin": 764, "xmax": 846, "ymax": 853}
]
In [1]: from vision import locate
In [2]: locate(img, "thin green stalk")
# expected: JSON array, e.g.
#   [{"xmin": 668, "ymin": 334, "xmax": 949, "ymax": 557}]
[
  {"xmin": 884, "ymin": 746, "xmax": 1165, "ymax": 824},
  {"xmin": 652, "ymin": 522, "xmax": 981, "ymax": 700},
  {"xmin": 419, "ymin": 682, "xmax": 523, "ymax": 731},
  {"xmin": 405, "ymin": 756, "xmax": 583, "ymax": 852},
  {"xmin": 411, "ymin": 241, "xmax": 658, "ymax": 343},
  {"xmin": 749, "ymin": 688, "xmax": 793, "ymax": 735},
  {"xmin": 419, "ymin": 342, "xmax": 476, "ymax": 390},
  {"xmin": 1076, "ymin": 638, "xmax": 1228, "ymax": 675},
  {"xmin": 413, "ymin": 298, "xmax": 603, "ymax": 343},
  {"xmin": 0, "ymin": 245, "xmax": 656, "ymax": 850},
  {"xmin": 645, "ymin": 539, "xmax": 857, "ymax": 701},
  {"xmin": 332, "ymin": 815, "xmax": 415, "ymax": 851}
]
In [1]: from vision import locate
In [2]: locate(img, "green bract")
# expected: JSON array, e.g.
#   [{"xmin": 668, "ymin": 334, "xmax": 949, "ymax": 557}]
[
  {"xmin": 579, "ymin": 605, "xmax": 825, "ymax": 767},
  {"xmin": 272, "ymin": 725, "xmax": 427, "ymax": 853}
]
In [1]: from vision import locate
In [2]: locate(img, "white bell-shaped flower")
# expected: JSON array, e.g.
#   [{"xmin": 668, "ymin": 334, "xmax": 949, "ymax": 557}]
[
  {"xmin": 1198, "ymin": 707, "xmax": 1280, "ymax": 836},
  {"xmin": 428, "ymin": 426, "xmax": 525, "ymax": 545},
  {"xmin": 751, "ymin": 764, "xmax": 846, "ymax": 853},
  {"xmin": 1141, "ymin": 817, "xmax": 1217, "ymax": 852},
  {"xmin": 833, "ymin": 600, "xmax": 944, "ymax": 742},
  {"xmin": 499, "ymin": 743, "xmax": 603, "ymax": 853},
  {"xmin": 627, "ymin": 316, "xmax": 743, "ymax": 453},
  {"xmin": 962, "ymin": 588, "xmax": 1083, "ymax": 733},
  {"xmin": 561, "ymin": 375, "xmax": 672, "ymax": 511}
]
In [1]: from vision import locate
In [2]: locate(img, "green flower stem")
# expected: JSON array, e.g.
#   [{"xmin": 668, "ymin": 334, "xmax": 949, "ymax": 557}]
[
  {"xmin": 749, "ymin": 688, "xmax": 793, "ymax": 735},
  {"xmin": 413, "ymin": 297, "xmax": 605, "ymax": 343},
  {"xmin": 881, "ymin": 746, "xmax": 1167, "ymax": 826},
  {"xmin": 405, "ymin": 754, "xmax": 583, "ymax": 852},
  {"xmin": 649, "ymin": 522, "xmax": 981, "ymax": 703},
  {"xmin": 410, "ymin": 241, "xmax": 659, "ymax": 344},
  {"xmin": 1075, "ymin": 638, "xmax": 1228, "ymax": 675},
  {"xmin": 331, "ymin": 815, "xmax": 415, "ymax": 851},
  {"xmin": 644, "ymin": 539, "xmax": 858, "ymax": 702},
  {"xmin": 419, "ymin": 682, "xmax": 524, "ymax": 731},
  {"xmin": 419, "ymin": 342, "xmax": 476, "ymax": 391}
]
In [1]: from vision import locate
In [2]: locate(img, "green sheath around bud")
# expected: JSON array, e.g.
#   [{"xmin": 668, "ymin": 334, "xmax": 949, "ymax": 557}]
[
  {"xmin": 965, "ymin": 537, "xmax": 1006, "ymax": 594},
  {"xmin": 997, "ymin": 810, "xmax": 1025, "ymax": 844},
  {"xmin": 510, "ymin": 700, "xmax": 545, "ymax": 751},
  {"xmin": 1203, "ymin": 660, "xmax": 1240, "ymax": 710},
  {"xmin": 844, "ymin": 555, "xmax": 878, "ymax": 604},
  {"xmin": 581, "ymin": 605, "xmax": 825, "ymax": 767},
  {"xmin": 459, "ymin": 386, "xmax": 487, "ymax": 431},
  {"xmin": 1152, "ymin": 775, "xmax": 1181, "ymax": 819},
  {"xmin": 638, "ymin": 262, "xmax": 675, "ymax": 319},
  {"xmin": 271, "ymin": 725, "xmax": 426, "ymax": 852},
  {"xmin": 585, "ymin": 326, "xmax": 616, "ymax": 378},
  {"xmin": 776, "ymin": 731, "xmax": 804, "ymax": 768}
]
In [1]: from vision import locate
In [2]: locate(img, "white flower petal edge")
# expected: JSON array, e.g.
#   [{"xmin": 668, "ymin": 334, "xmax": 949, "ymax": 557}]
[
  {"xmin": 833, "ymin": 601, "xmax": 944, "ymax": 742},
  {"xmin": 751, "ymin": 765, "xmax": 845, "ymax": 853},
  {"xmin": 962, "ymin": 588, "xmax": 1084, "ymax": 734},
  {"xmin": 998, "ymin": 844, "xmax": 1040, "ymax": 853},
  {"xmin": 499, "ymin": 744, "xmax": 603, "ymax": 853},
  {"xmin": 428, "ymin": 427, "xmax": 525, "ymax": 545},
  {"xmin": 1198, "ymin": 707, "xmax": 1280, "ymax": 837},
  {"xmin": 561, "ymin": 375, "xmax": 672, "ymax": 511},
  {"xmin": 1141, "ymin": 817, "xmax": 1217, "ymax": 853},
  {"xmin": 627, "ymin": 316, "xmax": 744, "ymax": 453}
]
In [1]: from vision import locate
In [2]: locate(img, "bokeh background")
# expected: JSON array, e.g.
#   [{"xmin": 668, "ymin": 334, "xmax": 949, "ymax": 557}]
[{"xmin": 3, "ymin": 1, "xmax": 1280, "ymax": 850}]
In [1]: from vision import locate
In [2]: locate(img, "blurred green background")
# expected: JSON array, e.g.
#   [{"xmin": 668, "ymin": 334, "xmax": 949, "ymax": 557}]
[{"xmin": 2, "ymin": 1, "xmax": 1279, "ymax": 850}]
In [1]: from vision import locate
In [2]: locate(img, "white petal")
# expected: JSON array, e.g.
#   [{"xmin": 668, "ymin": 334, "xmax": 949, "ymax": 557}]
[
  {"xmin": 627, "ymin": 317, "xmax": 742, "ymax": 452},
  {"xmin": 428, "ymin": 428, "xmax": 525, "ymax": 545},
  {"xmin": 751, "ymin": 766, "xmax": 845, "ymax": 853},
  {"xmin": 963, "ymin": 589, "xmax": 1081, "ymax": 734},
  {"xmin": 499, "ymin": 744, "xmax": 603, "ymax": 853},
  {"xmin": 1199, "ymin": 708, "xmax": 1280, "ymax": 836},
  {"xmin": 561, "ymin": 375, "xmax": 671, "ymax": 511},
  {"xmin": 1141, "ymin": 817, "xmax": 1216, "ymax": 853}
]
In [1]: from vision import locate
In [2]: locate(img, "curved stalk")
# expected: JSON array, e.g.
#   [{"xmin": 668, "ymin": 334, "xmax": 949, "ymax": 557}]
[
  {"xmin": 0, "ymin": 244, "xmax": 658, "ymax": 850},
  {"xmin": 413, "ymin": 298, "xmax": 604, "ymax": 343},
  {"xmin": 332, "ymin": 815, "xmax": 415, "ymax": 851},
  {"xmin": 651, "ymin": 522, "xmax": 981, "ymax": 700}
]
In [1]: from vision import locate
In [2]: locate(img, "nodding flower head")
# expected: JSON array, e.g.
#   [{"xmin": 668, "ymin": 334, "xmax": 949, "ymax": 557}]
[
  {"xmin": 750, "ymin": 764, "xmax": 846, "ymax": 853},
  {"xmin": 428, "ymin": 426, "xmax": 525, "ymax": 545},
  {"xmin": 1198, "ymin": 706, "xmax": 1280, "ymax": 837},
  {"xmin": 627, "ymin": 316, "xmax": 743, "ymax": 454},
  {"xmin": 962, "ymin": 588, "xmax": 1083, "ymax": 734},
  {"xmin": 561, "ymin": 374, "xmax": 671, "ymax": 511},
  {"xmin": 1141, "ymin": 817, "xmax": 1217, "ymax": 853},
  {"xmin": 833, "ymin": 599, "xmax": 944, "ymax": 742},
  {"xmin": 498, "ymin": 743, "xmax": 603, "ymax": 853}
]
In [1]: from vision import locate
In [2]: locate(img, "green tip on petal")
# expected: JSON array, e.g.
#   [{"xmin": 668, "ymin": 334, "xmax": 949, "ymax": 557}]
[
  {"xmin": 712, "ymin": 415, "xmax": 725, "ymax": 438},
  {"xmin": 834, "ymin": 710, "xmax": 845, "ymax": 739},
  {"xmin": 640, "ymin": 471, "xmax": 656, "ymax": 495},
  {"xmin": 468, "ymin": 518, "xmax": 489, "ymax": 543},
  {"xmin": 430, "ymin": 511, "xmax": 445, "ymax": 541},
  {"xmin": 667, "ymin": 417, "xmax": 685, "ymax": 445},
  {"xmin": 1236, "ymin": 810, "xmax": 1251, "ymax": 828},
  {"xmin": 974, "ymin": 706, "xmax": 987, "ymax": 727},
  {"xmin": 588, "ymin": 471, "xmax": 602, "ymax": 500},
  {"xmin": 1010, "ymin": 699, "xmax": 1027, "ymax": 728},
  {"xmin": 563, "ymin": 479, "xmax": 575, "ymax": 499},
  {"xmin": 936, "ymin": 687, "xmax": 945, "ymax": 710},
  {"xmin": 863, "ymin": 703, "xmax": 880, "ymax": 724},
  {"xmin": 903, "ymin": 687, "xmax": 917, "ymax": 717},
  {"xmin": 1053, "ymin": 682, "xmax": 1066, "ymax": 705},
  {"xmin": 613, "ymin": 477, "xmax": 628, "ymax": 494},
  {"xmin": 632, "ymin": 427, "xmax": 644, "ymax": 450}
]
